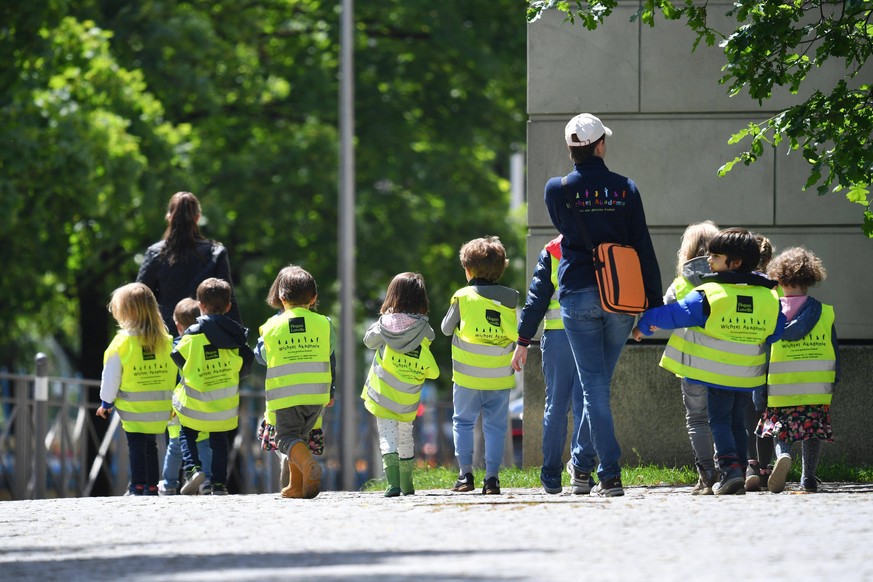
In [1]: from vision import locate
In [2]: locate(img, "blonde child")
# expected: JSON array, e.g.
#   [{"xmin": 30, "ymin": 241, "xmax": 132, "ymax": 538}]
[
  {"xmin": 159, "ymin": 297, "xmax": 212, "ymax": 495},
  {"xmin": 255, "ymin": 265, "xmax": 336, "ymax": 499},
  {"xmin": 441, "ymin": 237, "xmax": 519, "ymax": 495},
  {"xmin": 758, "ymin": 247, "xmax": 838, "ymax": 493},
  {"xmin": 661, "ymin": 220, "xmax": 720, "ymax": 494},
  {"xmin": 97, "ymin": 283, "xmax": 176, "ymax": 496},
  {"xmin": 362, "ymin": 272, "xmax": 440, "ymax": 497}
]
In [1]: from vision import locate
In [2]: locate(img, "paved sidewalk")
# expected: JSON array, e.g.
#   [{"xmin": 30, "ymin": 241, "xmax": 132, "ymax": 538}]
[{"xmin": 2, "ymin": 484, "xmax": 872, "ymax": 581}]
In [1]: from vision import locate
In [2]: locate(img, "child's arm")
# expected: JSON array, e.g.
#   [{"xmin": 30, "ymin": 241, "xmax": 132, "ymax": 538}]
[
  {"xmin": 517, "ymin": 250, "xmax": 555, "ymax": 349},
  {"xmin": 440, "ymin": 299, "xmax": 460, "ymax": 336},
  {"xmin": 254, "ymin": 337, "xmax": 267, "ymax": 366},
  {"xmin": 238, "ymin": 343, "xmax": 255, "ymax": 380},
  {"xmin": 764, "ymin": 310, "xmax": 787, "ymax": 345},
  {"xmin": 97, "ymin": 351, "xmax": 122, "ymax": 418},
  {"xmin": 328, "ymin": 319, "xmax": 337, "ymax": 403},
  {"xmin": 636, "ymin": 291, "xmax": 707, "ymax": 337},
  {"xmin": 362, "ymin": 320, "xmax": 384, "ymax": 349}
]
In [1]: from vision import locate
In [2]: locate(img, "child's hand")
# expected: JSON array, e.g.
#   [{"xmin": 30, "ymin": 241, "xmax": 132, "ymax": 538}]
[
  {"xmin": 96, "ymin": 406, "xmax": 112, "ymax": 419},
  {"xmin": 631, "ymin": 327, "xmax": 644, "ymax": 342},
  {"xmin": 510, "ymin": 345, "xmax": 528, "ymax": 372},
  {"xmin": 326, "ymin": 398, "xmax": 335, "ymax": 408}
]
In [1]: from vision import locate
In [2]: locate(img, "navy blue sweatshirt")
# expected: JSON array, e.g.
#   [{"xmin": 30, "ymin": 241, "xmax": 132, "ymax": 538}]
[{"xmin": 544, "ymin": 157, "xmax": 663, "ymax": 308}]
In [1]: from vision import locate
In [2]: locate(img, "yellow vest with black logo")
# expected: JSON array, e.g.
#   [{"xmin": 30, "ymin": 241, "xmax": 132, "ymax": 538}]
[
  {"xmin": 260, "ymin": 308, "xmax": 332, "ymax": 424},
  {"xmin": 543, "ymin": 251, "xmax": 564, "ymax": 331},
  {"xmin": 105, "ymin": 333, "xmax": 175, "ymax": 434},
  {"xmin": 362, "ymin": 337, "xmax": 439, "ymax": 422},
  {"xmin": 660, "ymin": 282, "xmax": 780, "ymax": 390},
  {"xmin": 670, "ymin": 275, "xmax": 696, "ymax": 303},
  {"xmin": 173, "ymin": 333, "xmax": 243, "ymax": 432},
  {"xmin": 767, "ymin": 304, "xmax": 836, "ymax": 407},
  {"xmin": 450, "ymin": 287, "xmax": 518, "ymax": 390}
]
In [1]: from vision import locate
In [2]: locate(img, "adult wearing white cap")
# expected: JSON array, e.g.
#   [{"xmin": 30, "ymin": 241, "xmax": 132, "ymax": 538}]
[{"xmin": 544, "ymin": 114, "xmax": 662, "ymax": 497}]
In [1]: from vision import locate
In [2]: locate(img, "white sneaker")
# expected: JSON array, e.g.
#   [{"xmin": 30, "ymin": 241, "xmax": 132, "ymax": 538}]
[
  {"xmin": 181, "ymin": 470, "xmax": 206, "ymax": 495},
  {"xmin": 768, "ymin": 454, "xmax": 792, "ymax": 493}
]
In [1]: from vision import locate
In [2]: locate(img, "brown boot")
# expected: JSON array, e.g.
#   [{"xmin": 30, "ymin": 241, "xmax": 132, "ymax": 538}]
[
  {"xmin": 289, "ymin": 441, "xmax": 322, "ymax": 499},
  {"xmin": 281, "ymin": 454, "xmax": 305, "ymax": 498}
]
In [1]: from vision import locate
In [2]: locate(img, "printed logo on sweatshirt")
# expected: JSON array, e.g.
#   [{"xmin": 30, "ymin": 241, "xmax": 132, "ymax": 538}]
[
  {"xmin": 142, "ymin": 350, "xmax": 156, "ymax": 361},
  {"xmin": 203, "ymin": 345, "xmax": 220, "ymax": 361},
  {"xmin": 736, "ymin": 296, "xmax": 754, "ymax": 314},
  {"xmin": 572, "ymin": 187, "xmax": 628, "ymax": 210},
  {"xmin": 288, "ymin": 317, "xmax": 306, "ymax": 334}
]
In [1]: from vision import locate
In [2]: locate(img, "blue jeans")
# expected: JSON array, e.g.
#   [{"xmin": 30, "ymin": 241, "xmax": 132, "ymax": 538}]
[
  {"xmin": 181, "ymin": 427, "xmax": 229, "ymax": 485},
  {"xmin": 452, "ymin": 385, "xmax": 510, "ymax": 478},
  {"xmin": 540, "ymin": 328, "xmax": 587, "ymax": 478},
  {"xmin": 561, "ymin": 288, "xmax": 634, "ymax": 480},
  {"xmin": 707, "ymin": 387, "xmax": 751, "ymax": 474},
  {"xmin": 125, "ymin": 431, "xmax": 160, "ymax": 488},
  {"xmin": 162, "ymin": 435, "xmax": 213, "ymax": 489}
]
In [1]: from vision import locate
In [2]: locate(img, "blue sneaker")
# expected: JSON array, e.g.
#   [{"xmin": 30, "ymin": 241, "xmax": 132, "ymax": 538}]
[{"xmin": 540, "ymin": 471, "xmax": 562, "ymax": 494}]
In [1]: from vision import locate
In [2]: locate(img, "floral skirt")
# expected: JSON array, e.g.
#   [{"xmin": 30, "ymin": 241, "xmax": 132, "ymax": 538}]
[{"xmin": 755, "ymin": 405, "xmax": 834, "ymax": 444}]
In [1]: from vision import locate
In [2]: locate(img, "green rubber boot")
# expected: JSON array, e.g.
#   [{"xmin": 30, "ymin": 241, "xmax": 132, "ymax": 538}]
[
  {"xmin": 399, "ymin": 457, "xmax": 415, "ymax": 495},
  {"xmin": 383, "ymin": 453, "xmax": 401, "ymax": 498}
]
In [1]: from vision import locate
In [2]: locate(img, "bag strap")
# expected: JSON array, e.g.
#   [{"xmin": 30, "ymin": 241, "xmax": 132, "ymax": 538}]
[{"xmin": 561, "ymin": 175, "xmax": 597, "ymax": 255}]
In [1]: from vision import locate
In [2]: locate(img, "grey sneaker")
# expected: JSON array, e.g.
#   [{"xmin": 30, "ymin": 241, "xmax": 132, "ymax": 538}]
[
  {"xmin": 768, "ymin": 454, "xmax": 792, "ymax": 494},
  {"xmin": 211, "ymin": 482, "xmax": 228, "ymax": 496},
  {"xmin": 199, "ymin": 480, "xmax": 213, "ymax": 495},
  {"xmin": 591, "ymin": 476, "xmax": 624, "ymax": 497},
  {"xmin": 566, "ymin": 462, "xmax": 594, "ymax": 495},
  {"xmin": 745, "ymin": 461, "xmax": 761, "ymax": 492},
  {"xmin": 180, "ymin": 469, "xmax": 206, "ymax": 495},
  {"xmin": 713, "ymin": 471, "xmax": 745, "ymax": 495},
  {"xmin": 691, "ymin": 468, "xmax": 715, "ymax": 496}
]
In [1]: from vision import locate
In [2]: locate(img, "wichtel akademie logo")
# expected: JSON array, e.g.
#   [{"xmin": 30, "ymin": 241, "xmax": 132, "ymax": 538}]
[{"xmin": 571, "ymin": 188, "xmax": 628, "ymax": 209}]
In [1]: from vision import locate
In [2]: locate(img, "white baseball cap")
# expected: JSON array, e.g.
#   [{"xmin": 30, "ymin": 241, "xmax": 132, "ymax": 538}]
[{"xmin": 564, "ymin": 113, "xmax": 612, "ymax": 146}]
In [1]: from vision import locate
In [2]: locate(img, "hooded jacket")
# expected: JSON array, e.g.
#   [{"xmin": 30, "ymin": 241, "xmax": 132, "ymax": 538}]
[{"xmin": 172, "ymin": 313, "xmax": 254, "ymax": 379}]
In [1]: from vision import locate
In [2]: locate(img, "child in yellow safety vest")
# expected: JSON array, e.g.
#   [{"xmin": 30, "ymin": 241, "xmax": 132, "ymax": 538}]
[
  {"xmin": 255, "ymin": 265, "xmax": 336, "ymax": 499},
  {"xmin": 633, "ymin": 228, "xmax": 786, "ymax": 495},
  {"xmin": 159, "ymin": 297, "xmax": 213, "ymax": 495},
  {"xmin": 362, "ymin": 272, "xmax": 440, "ymax": 497},
  {"xmin": 756, "ymin": 247, "xmax": 838, "ymax": 493},
  {"xmin": 172, "ymin": 278, "xmax": 255, "ymax": 496},
  {"xmin": 441, "ymin": 237, "xmax": 519, "ymax": 495},
  {"xmin": 97, "ymin": 283, "xmax": 176, "ymax": 496}
]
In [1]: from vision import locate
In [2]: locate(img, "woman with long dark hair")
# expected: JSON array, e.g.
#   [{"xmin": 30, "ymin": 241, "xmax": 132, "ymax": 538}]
[{"xmin": 137, "ymin": 191, "xmax": 241, "ymax": 335}]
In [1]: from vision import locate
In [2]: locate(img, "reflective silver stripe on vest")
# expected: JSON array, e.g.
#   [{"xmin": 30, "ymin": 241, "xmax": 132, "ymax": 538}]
[
  {"xmin": 681, "ymin": 330, "xmax": 768, "ymax": 357},
  {"xmin": 662, "ymin": 345, "xmax": 767, "ymax": 379},
  {"xmin": 174, "ymin": 404, "xmax": 238, "ymax": 422},
  {"xmin": 452, "ymin": 335, "xmax": 513, "ymax": 357},
  {"xmin": 373, "ymin": 361, "xmax": 420, "ymax": 394},
  {"xmin": 180, "ymin": 380, "xmax": 239, "ymax": 402},
  {"xmin": 116, "ymin": 409, "xmax": 171, "ymax": 423},
  {"xmin": 265, "ymin": 382, "xmax": 330, "ymax": 401},
  {"xmin": 366, "ymin": 384, "xmax": 419, "ymax": 415},
  {"xmin": 117, "ymin": 389, "xmax": 174, "ymax": 402},
  {"xmin": 544, "ymin": 308, "xmax": 562, "ymax": 321},
  {"xmin": 768, "ymin": 383, "xmax": 834, "ymax": 395},
  {"xmin": 768, "ymin": 359, "xmax": 836, "ymax": 374},
  {"xmin": 452, "ymin": 361, "xmax": 514, "ymax": 379},
  {"xmin": 266, "ymin": 361, "xmax": 330, "ymax": 379}
]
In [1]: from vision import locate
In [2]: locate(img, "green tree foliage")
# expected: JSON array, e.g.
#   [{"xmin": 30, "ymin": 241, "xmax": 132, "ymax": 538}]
[
  {"xmin": 1, "ymin": 1, "xmax": 526, "ymax": 387},
  {"xmin": 527, "ymin": 0, "xmax": 873, "ymax": 237}
]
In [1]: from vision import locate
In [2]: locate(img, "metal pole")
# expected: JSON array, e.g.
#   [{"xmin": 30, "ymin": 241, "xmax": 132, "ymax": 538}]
[
  {"xmin": 339, "ymin": 0, "xmax": 357, "ymax": 491},
  {"xmin": 34, "ymin": 353, "xmax": 48, "ymax": 499},
  {"xmin": 14, "ymin": 376, "xmax": 30, "ymax": 500}
]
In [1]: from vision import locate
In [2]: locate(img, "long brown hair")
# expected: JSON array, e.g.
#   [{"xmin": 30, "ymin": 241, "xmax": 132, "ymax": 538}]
[{"xmin": 160, "ymin": 191, "xmax": 205, "ymax": 265}]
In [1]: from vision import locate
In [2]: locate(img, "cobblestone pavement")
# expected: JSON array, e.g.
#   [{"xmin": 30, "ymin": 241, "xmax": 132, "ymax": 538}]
[{"xmin": 2, "ymin": 483, "xmax": 872, "ymax": 581}]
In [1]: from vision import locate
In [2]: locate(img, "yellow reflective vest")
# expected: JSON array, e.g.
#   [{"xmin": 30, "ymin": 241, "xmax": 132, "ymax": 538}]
[
  {"xmin": 362, "ymin": 337, "xmax": 439, "ymax": 422},
  {"xmin": 104, "ymin": 332, "xmax": 175, "ymax": 434},
  {"xmin": 543, "ymin": 249, "xmax": 564, "ymax": 331},
  {"xmin": 660, "ymin": 282, "xmax": 780, "ymax": 390},
  {"xmin": 450, "ymin": 287, "xmax": 518, "ymax": 390},
  {"xmin": 260, "ymin": 308, "xmax": 332, "ymax": 424},
  {"xmin": 173, "ymin": 333, "xmax": 244, "ymax": 432},
  {"xmin": 767, "ymin": 304, "xmax": 836, "ymax": 407}
]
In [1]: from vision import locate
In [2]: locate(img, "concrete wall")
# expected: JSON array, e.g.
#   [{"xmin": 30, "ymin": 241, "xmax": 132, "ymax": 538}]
[{"xmin": 522, "ymin": 4, "xmax": 873, "ymax": 467}]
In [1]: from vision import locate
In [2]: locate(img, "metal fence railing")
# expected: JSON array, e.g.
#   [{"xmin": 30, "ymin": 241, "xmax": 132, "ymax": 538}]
[{"xmin": 0, "ymin": 357, "xmax": 464, "ymax": 499}]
